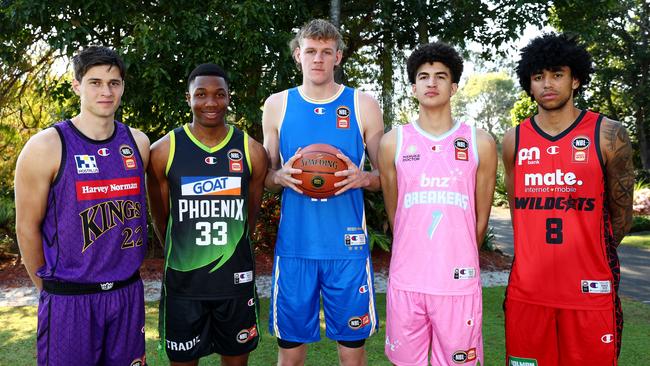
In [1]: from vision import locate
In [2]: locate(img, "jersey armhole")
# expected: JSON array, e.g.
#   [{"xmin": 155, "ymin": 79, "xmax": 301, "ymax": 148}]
[
  {"xmin": 276, "ymin": 90, "xmax": 289, "ymax": 140},
  {"xmin": 165, "ymin": 131, "xmax": 176, "ymax": 176},
  {"xmin": 394, "ymin": 125, "xmax": 403, "ymax": 165},
  {"xmin": 354, "ymin": 89, "xmax": 366, "ymax": 149},
  {"xmin": 471, "ymin": 124, "xmax": 479, "ymax": 164},
  {"xmin": 243, "ymin": 132, "xmax": 252, "ymax": 173},
  {"xmin": 51, "ymin": 124, "xmax": 66, "ymax": 187},
  {"xmin": 594, "ymin": 114, "xmax": 606, "ymax": 175}
]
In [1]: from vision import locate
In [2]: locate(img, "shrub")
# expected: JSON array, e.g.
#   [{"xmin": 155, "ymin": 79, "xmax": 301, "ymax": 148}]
[{"xmin": 630, "ymin": 215, "xmax": 650, "ymax": 233}]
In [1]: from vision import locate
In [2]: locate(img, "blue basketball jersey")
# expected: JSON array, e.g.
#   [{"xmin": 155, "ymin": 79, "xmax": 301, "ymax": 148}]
[{"xmin": 276, "ymin": 86, "xmax": 367, "ymax": 259}]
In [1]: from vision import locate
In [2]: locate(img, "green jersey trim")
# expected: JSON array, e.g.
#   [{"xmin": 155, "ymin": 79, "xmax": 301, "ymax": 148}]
[
  {"xmin": 243, "ymin": 133, "xmax": 252, "ymax": 173},
  {"xmin": 183, "ymin": 124, "xmax": 234, "ymax": 153},
  {"xmin": 165, "ymin": 131, "xmax": 175, "ymax": 176}
]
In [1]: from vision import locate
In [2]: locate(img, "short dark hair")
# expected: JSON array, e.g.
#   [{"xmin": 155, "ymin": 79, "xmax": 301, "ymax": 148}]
[
  {"xmin": 72, "ymin": 46, "xmax": 125, "ymax": 81},
  {"xmin": 406, "ymin": 42, "xmax": 464, "ymax": 84},
  {"xmin": 516, "ymin": 33, "xmax": 593, "ymax": 97},
  {"xmin": 187, "ymin": 63, "xmax": 229, "ymax": 90}
]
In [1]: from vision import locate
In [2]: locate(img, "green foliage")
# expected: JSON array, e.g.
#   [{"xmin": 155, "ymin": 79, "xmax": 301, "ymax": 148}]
[
  {"xmin": 550, "ymin": 0, "xmax": 650, "ymax": 169},
  {"xmin": 509, "ymin": 91, "xmax": 538, "ymax": 126},
  {"xmin": 364, "ymin": 190, "xmax": 391, "ymax": 252},
  {"xmin": 452, "ymin": 71, "xmax": 519, "ymax": 139},
  {"xmin": 493, "ymin": 166, "xmax": 509, "ymax": 207},
  {"xmin": 481, "ymin": 226, "xmax": 497, "ymax": 251},
  {"xmin": 630, "ymin": 216, "xmax": 650, "ymax": 233},
  {"xmin": 251, "ymin": 192, "xmax": 281, "ymax": 254}
]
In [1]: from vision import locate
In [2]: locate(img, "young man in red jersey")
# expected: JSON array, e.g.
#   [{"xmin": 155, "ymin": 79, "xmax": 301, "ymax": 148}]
[{"xmin": 502, "ymin": 33, "xmax": 633, "ymax": 365}]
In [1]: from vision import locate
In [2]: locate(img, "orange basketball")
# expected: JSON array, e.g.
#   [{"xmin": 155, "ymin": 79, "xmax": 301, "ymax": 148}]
[{"xmin": 292, "ymin": 143, "xmax": 346, "ymax": 199}]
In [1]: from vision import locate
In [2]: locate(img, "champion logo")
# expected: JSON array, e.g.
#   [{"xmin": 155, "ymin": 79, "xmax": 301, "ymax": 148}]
[
  {"xmin": 601, "ymin": 334, "xmax": 614, "ymax": 343},
  {"xmin": 97, "ymin": 148, "xmax": 110, "ymax": 156},
  {"xmin": 314, "ymin": 107, "xmax": 326, "ymax": 115},
  {"xmin": 205, "ymin": 157, "xmax": 217, "ymax": 165},
  {"xmin": 359, "ymin": 285, "xmax": 368, "ymax": 293},
  {"xmin": 546, "ymin": 145, "xmax": 559, "ymax": 155}
]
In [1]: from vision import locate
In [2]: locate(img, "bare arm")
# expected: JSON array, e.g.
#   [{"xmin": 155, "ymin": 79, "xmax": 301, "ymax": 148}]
[
  {"xmin": 475, "ymin": 128, "xmax": 497, "ymax": 247},
  {"xmin": 262, "ymin": 91, "xmax": 303, "ymax": 193},
  {"xmin": 146, "ymin": 134, "xmax": 171, "ymax": 245},
  {"xmin": 130, "ymin": 127, "xmax": 151, "ymax": 169},
  {"xmin": 14, "ymin": 129, "xmax": 61, "ymax": 290},
  {"xmin": 378, "ymin": 129, "xmax": 398, "ymax": 231},
  {"xmin": 334, "ymin": 91, "xmax": 384, "ymax": 194},
  {"xmin": 247, "ymin": 136, "xmax": 269, "ymax": 233},
  {"xmin": 600, "ymin": 118, "xmax": 634, "ymax": 245},
  {"xmin": 501, "ymin": 127, "xmax": 517, "ymax": 227}
]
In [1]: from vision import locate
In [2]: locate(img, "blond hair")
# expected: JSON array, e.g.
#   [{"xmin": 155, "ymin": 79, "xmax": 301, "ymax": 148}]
[{"xmin": 289, "ymin": 19, "xmax": 346, "ymax": 52}]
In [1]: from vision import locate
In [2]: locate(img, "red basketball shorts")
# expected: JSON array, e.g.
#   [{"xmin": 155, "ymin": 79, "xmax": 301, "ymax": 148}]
[{"xmin": 505, "ymin": 298, "xmax": 617, "ymax": 366}]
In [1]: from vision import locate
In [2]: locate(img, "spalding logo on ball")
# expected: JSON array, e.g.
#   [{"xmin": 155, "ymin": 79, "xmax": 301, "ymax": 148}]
[{"xmin": 292, "ymin": 143, "xmax": 346, "ymax": 199}]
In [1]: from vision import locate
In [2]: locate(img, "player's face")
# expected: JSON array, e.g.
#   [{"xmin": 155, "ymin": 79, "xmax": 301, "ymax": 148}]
[
  {"xmin": 529, "ymin": 66, "xmax": 579, "ymax": 111},
  {"xmin": 412, "ymin": 62, "xmax": 457, "ymax": 109},
  {"xmin": 72, "ymin": 65, "xmax": 124, "ymax": 119},
  {"xmin": 186, "ymin": 75, "xmax": 230, "ymax": 128},
  {"xmin": 295, "ymin": 37, "xmax": 342, "ymax": 85}
]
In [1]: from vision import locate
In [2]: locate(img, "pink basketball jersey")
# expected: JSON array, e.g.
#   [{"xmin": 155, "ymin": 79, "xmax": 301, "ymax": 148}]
[{"xmin": 390, "ymin": 121, "xmax": 480, "ymax": 295}]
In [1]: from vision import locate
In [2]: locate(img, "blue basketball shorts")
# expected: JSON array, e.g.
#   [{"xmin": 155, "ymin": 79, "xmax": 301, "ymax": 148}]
[{"xmin": 268, "ymin": 255, "xmax": 378, "ymax": 343}]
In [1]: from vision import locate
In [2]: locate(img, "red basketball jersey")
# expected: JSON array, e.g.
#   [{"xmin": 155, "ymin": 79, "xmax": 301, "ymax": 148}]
[{"xmin": 508, "ymin": 110, "xmax": 618, "ymax": 310}]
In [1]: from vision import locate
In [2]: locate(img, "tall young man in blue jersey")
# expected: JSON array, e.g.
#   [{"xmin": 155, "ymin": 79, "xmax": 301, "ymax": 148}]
[{"xmin": 262, "ymin": 19, "xmax": 385, "ymax": 366}]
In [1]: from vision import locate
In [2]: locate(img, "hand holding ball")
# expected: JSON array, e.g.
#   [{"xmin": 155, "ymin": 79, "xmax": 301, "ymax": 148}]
[{"xmin": 291, "ymin": 144, "xmax": 346, "ymax": 199}]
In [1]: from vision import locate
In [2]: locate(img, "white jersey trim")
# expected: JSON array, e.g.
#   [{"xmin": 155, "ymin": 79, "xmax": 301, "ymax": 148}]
[{"xmin": 412, "ymin": 119, "xmax": 462, "ymax": 141}]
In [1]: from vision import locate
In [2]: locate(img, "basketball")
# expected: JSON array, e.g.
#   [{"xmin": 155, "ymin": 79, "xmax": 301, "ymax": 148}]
[{"xmin": 292, "ymin": 143, "xmax": 346, "ymax": 199}]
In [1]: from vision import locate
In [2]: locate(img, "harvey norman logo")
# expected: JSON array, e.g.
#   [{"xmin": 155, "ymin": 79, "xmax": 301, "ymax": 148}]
[
  {"xmin": 76, "ymin": 177, "xmax": 141, "ymax": 200},
  {"xmin": 181, "ymin": 176, "xmax": 241, "ymax": 196}
]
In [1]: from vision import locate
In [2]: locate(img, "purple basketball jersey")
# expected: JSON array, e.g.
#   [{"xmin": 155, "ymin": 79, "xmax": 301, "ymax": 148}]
[{"xmin": 38, "ymin": 120, "xmax": 147, "ymax": 283}]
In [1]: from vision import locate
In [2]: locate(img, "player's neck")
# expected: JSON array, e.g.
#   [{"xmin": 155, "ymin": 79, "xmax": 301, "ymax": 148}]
[
  {"xmin": 416, "ymin": 106, "xmax": 454, "ymax": 136},
  {"xmin": 71, "ymin": 113, "xmax": 115, "ymax": 140},
  {"xmin": 299, "ymin": 80, "xmax": 341, "ymax": 101},
  {"xmin": 535, "ymin": 105, "xmax": 582, "ymax": 136},
  {"xmin": 188, "ymin": 121, "xmax": 230, "ymax": 148}
]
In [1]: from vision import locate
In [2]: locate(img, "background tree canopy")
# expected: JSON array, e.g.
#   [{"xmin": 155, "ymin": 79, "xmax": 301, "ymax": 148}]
[{"xmin": 2, "ymin": 0, "xmax": 648, "ymax": 252}]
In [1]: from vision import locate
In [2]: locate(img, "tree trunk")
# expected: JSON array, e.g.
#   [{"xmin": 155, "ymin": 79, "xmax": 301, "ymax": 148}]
[{"xmin": 330, "ymin": 0, "xmax": 345, "ymax": 84}]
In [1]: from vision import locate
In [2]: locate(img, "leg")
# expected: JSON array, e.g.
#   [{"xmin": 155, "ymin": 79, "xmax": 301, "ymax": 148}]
[
  {"xmin": 277, "ymin": 341, "xmax": 308, "ymax": 366},
  {"xmin": 428, "ymin": 290, "xmax": 482, "ymax": 366},
  {"xmin": 384, "ymin": 287, "xmax": 430, "ymax": 366},
  {"xmin": 505, "ymin": 298, "xmax": 559, "ymax": 365},
  {"xmin": 557, "ymin": 308, "xmax": 617, "ymax": 366},
  {"xmin": 221, "ymin": 353, "xmax": 250, "ymax": 366},
  {"xmin": 269, "ymin": 256, "xmax": 320, "ymax": 365},
  {"xmin": 338, "ymin": 340, "xmax": 367, "ymax": 366}
]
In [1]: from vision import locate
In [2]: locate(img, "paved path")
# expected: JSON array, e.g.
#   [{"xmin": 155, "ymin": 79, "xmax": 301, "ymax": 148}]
[{"xmin": 489, "ymin": 207, "xmax": 650, "ymax": 304}]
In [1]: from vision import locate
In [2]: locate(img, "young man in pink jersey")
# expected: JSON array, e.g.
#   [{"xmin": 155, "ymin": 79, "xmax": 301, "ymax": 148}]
[
  {"xmin": 378, "ymin": 42, "xmax": 496, "ymax": 366},
  {"xmin": 502, "ymin": 33, "xmax": 633, "ymax": 366}
]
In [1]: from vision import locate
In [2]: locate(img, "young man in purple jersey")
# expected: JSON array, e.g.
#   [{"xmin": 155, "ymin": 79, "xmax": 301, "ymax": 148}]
[{"xmin": 15, "ymin": 46, "xmax": 150, "ymax": 366}]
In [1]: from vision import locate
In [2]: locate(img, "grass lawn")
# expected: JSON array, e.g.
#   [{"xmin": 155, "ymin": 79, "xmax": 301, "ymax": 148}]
[
  {"xmin": 622, "ymin": 232, "xmax": 650, "ymax": 249},
  {"xmin": 1, "ymin": 287, "xmax": 649, "ymax": 365}
]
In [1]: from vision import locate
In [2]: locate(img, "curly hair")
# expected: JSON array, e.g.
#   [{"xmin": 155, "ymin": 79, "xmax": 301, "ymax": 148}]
[
  {"xmin": 516, "ymin": 33, "xmax": 593, "ymax": 98},
  {"xmin": 406, "ymin": 42, "xmax": 463, "ymax": 84}
]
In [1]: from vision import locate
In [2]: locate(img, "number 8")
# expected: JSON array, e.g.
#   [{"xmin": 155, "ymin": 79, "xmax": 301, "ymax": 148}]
[{"xmin": 546, "ymin": 218, "xmax": 563, "ymax": 244}]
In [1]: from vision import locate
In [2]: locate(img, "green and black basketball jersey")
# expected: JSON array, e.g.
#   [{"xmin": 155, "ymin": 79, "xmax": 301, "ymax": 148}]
[{"xmin": 164, "ymin": 124, "xmax": 254, "ymax": 299}]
